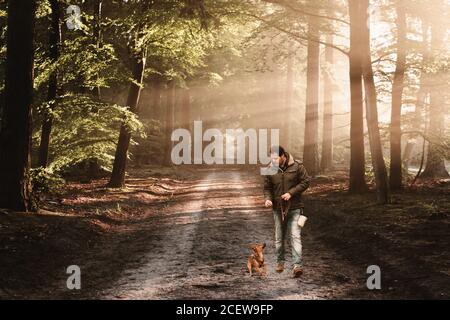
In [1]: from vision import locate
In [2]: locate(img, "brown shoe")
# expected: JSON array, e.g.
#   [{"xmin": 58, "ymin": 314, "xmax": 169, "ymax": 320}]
[
  {"xmin": 276, "ymin": 263, "xmax": 285, "ymax": 273},
  {"xmin": 293, "ymin": 266, "xmax": 303, "ymax": 278}
]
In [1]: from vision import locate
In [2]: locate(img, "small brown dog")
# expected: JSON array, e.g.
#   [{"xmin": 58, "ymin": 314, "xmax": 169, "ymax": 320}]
[{"xmin": 247, "ymin": 243, "xmax": 268, "ymax": 276}]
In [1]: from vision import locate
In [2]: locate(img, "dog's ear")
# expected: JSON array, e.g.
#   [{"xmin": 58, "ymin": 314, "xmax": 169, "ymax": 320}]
[{"xmin": 262, "ymin": 242, "xmax": 266, "ymax": 249}]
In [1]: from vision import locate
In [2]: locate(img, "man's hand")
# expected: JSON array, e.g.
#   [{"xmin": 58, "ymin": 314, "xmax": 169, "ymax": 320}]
[
  {"xmin": 265, "ymin": 200, "xmax": 273, "ymax": 208},
  {"xmin": 281, "ymin": 193, "xmax": 291, "ymax": 201}
]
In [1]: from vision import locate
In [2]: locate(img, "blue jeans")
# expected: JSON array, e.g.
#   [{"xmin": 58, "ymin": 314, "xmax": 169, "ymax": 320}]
[{"xmin": 273, "ymin": 208, "xmax": 302, "ymax": 268}]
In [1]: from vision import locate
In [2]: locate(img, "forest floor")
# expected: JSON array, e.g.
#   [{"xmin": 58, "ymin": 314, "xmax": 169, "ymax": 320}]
[{"xmin": 0, "ymin": 165, "xmax": 449, "ymax": 299}]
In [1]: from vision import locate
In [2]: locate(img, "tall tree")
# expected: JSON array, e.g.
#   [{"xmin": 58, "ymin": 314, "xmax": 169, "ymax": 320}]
[
  {"xmin": 0, "ymin": 0, "xmax": 36, "ymax": 211},
  {"xmin": 93, "ymin": 0, "xmax": 103, "ymax": 98},
  {"xmin": 107, "ymin": 0, "xmax": 213, "ymax": 184},
  {"xmin": 348, "ymin": 0, "xmax": 368, "ymax": 192},
  {"xmin": 320, "ymin": 34, "xmax": 334, "ymax": 171},
  {"xmin": 421, "ymin": 18, "xmax": 449, "ymax": 178},
  {"xmin": 38, "ymin": 0, "xmax": 61, "ymax": 168},
  {"xmin": 108, "ymin": 52, "xmax": 146, "ymax": 187},
  {"xmin": 413, "ymin": 20, "xmax": 430, "ymax": 130},
  {"xmin": 389, "ymin": 0, "xmax": 407, "ymax": 190},
  {"xmin": 283, "ymin": 42, "xmax": 294, "ymax": 150},
  {"xmin": 303, "ymin": 15, "xmax": 320, "ymax": 176},
  {"xmin": 360, "ymin": 0, "xmax": 389, "ymax": 204},
  {"xmin": 410, "ymin": 19, "xmax": 430, "ymax": 181}
]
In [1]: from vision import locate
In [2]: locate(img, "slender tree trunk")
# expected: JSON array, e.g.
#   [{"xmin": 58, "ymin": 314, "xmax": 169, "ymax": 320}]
[
  {"xmin": 181, "ymin": 88, "xmax": 191, "ymax": 162},
  {"xmin": 151, "ymin": 80, "xmax": 163, "ymax": 121},
  {"xmin": 414, "ymin": 21, "xmax": 430, "ymax": 131},
  {"xmin": 181, "ymin": 88, "xmax": 191, "ymax": 131},
  {"xmin": 348, "ymin": 0, "xmax": 368, "ymax": 192},
  {"xmin": 93, "ymin": 0, "xmax": 102, "ymax": 98},
  {"xmin": 360, "ymin": 0, "xmax": 389, "ymax": 204},
  {"xmin": 303, "ymin": 16, "xmax": 320, "ymax": 176},
  {"xmin": 421, "ymin": 22, "xmax": 449, "ymax": 178},
  {"xmin": 38, "ymin": 0, "xmax": 61, "ymax": 168},
  {"xmin": 284, "ymin": 43, "xmax": 294, "ymax": 150},
  {"xmin": 108, "ymin": 55, "xmax": 146, "ymax": 188},
  {"xmin": 0, "ymin": 0, "xmax": 36, "ymax": 211},
  {"xmin": 0, "ymin": 3, "xmax": 7, "ymax": 129},
  {"xmin": 85, "ymin": 0, "xmax": 103, "ymax": 179},
  {"xmin": 320, "ymin": 34, "xmax": 334, "ymax": 172},
  {"xmin": 163, "ymin": 81, "xmax": 175, "ymax": 166},
  {"xmin": 407, "ymin": 20, "xmax": 430, "ymax": 171},
  {"xmin": 389, "ymin": 0, "xmax": 407, "ymax": 190}
]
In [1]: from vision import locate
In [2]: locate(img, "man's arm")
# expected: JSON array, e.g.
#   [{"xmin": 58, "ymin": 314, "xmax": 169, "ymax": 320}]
[{"xmin": 287, "ymin": 164, "xmax": 310, "ymax": 196}]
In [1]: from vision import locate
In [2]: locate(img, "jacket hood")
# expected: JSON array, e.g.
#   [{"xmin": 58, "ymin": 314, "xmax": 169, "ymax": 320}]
[{"xmin": 286, "ymin": 153, "xmax": 295, "ymax": 166}]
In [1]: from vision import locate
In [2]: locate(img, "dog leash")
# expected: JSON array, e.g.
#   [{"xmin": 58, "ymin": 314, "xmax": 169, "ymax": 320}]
[{"xmin": 280, "ymin": 199, "xmax": 291, "ymax": 222}]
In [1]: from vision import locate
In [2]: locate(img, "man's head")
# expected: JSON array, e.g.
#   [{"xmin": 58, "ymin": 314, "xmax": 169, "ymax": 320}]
[{"xmin": 270, "ymin": 145, "xmax": 287, "ymax": 167}]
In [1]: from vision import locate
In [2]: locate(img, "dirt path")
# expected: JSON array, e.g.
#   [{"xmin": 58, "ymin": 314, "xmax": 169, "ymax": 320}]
[{"xmin": 55, "ymin": 168, "xmax": 372, "ymax": 300}]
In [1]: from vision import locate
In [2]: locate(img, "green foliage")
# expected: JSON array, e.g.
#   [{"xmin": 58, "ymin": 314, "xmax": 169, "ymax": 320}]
[
  {"xmin": 30, "ymin": 167, "xmax": 65, "ymax": 196},
  {"xmin": 33, "ymin": 94, "xmax": 145, "ymax": 174},
  {"xmin": 34, "ymin": 36, "xmax": 124, "ymax": 92}
]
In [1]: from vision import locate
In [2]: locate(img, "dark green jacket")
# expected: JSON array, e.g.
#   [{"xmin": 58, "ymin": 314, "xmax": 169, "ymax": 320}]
[{"xmin": 263, "ymin": 153, "xmax": 310, "ymax": 210}]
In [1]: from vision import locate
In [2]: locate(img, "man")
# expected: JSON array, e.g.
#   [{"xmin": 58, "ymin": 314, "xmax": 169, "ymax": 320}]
[{"xmin": 263, "ymin": 146, "xmax": 310, "ymax": 278}]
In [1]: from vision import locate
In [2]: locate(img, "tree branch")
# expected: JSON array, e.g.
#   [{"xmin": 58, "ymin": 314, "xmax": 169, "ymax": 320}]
[
  {"xmin": 263, "ymin": 0, "xmax": 350, "ymax": 26},
  {"xmin": 245, "ymin": 12, "xmax": 349, "ymax": 56}
]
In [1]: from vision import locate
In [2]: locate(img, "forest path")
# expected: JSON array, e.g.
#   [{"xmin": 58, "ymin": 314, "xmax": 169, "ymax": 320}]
[{"xmin": 79, "ymin": 168, "xmax": 368, "ymax": 299}]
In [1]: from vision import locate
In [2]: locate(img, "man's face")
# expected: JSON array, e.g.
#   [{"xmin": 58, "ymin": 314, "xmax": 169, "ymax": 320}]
[{"xmin": 271, "ymin": 153, "xmax": 286, "ymax": 167}]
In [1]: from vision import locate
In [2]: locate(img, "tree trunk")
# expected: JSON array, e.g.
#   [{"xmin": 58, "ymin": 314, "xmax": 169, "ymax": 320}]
[
  {"xmin": 389, "ymin": 0, "xmax": 406, "ymax": 190},
  {"xmin": 320, "ymin": 34, "xmax": 334, "ymax": 172},
  {"xmin": 348, "ymin": 0, "xmax": 368, "ymax": 192},
  {"xmin": 108, "ymin": 55, "xmax": 146, "ymax": 188},
  {"xmin": 0, "ymin": 0, "xmax": 36, "ymax": 211},
  {"xmin": 150, "ymin": 80, "xmax": 162, "ymax": 121},
  {"xmin": 360, "ymin": 0, "xmax": 389, "ymax": 204},
  {"xmin": 83, "ymin": 0, "xmax": 103, "ymax": 179},
  {"xmin": 303, "ymin": 16, "xmax": 320, "ymax": 176},
  {"xmin": 93, "ymin": 0, "xmax": 102, "ymax": 98},
  {"xmin": 181, "ymin": 88, "xmax": 191, "ymax": 131},
  {"xmin": 0, "ymin": 3, "xmax": 7, "ymax": 128},
  {"xmin": 414, "ymin": 21, "xmax": 430, "ymax": 131},
  {"xmin": 284, "ymin": 43, "xmax": 294, "ymax": 150},
  {"xmin": 407, "ymin": 20, "xmax": 430, "ymax": 173},
  {"xmin": 38, "ymin": 0, "xmax": 61, "ymax": 168},
  {"xmin": 421, "ymin": 22, "xmax": 449, "ymax": 178},
  {"xmin": 163, "ymin": 81, "xmax": 176, "ymax": 166},
  {"xmin": 94, "ymin": 0, "xmax": 103, "ymax": 51}
]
